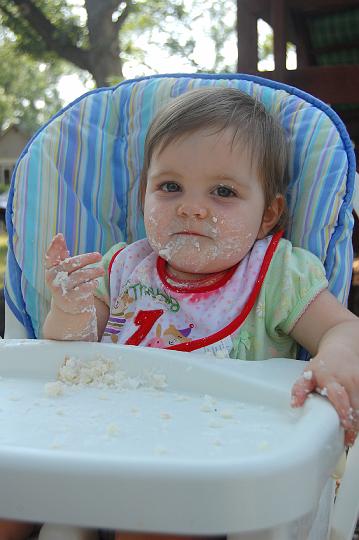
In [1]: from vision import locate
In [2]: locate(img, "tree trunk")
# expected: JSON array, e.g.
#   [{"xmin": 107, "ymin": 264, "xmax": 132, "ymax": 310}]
[
  {"xmin": 88, "ymin": 50, "xmax": 123, "ymax": 88},
  {"xmin": 85, "ymin": 0, "xmax": 125, "ymax": 86},
  {"xmin": 5, "ymin": 0, "xmax": 130, "ymax": 87}
]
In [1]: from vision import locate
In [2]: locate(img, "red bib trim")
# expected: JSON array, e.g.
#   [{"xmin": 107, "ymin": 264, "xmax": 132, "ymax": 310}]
[
  {"xmin": 157, "ymin": 257, "xmax": 239, "ymax": 294},
  {"xmin": 164, "ymin": 230, "xmax": 284, "ymax": 352}
]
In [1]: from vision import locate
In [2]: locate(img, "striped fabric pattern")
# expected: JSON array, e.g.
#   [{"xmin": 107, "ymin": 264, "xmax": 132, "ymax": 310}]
[{"xmin": 5, "ymin": 74, "xmax": 355, "ymax": 339}]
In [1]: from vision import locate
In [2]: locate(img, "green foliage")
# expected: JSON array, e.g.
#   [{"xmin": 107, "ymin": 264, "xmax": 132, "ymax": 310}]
[
  {"xmin": 0, "ymin": 38, "xmax": 64, "ymax": 133},
  {"xmin": 259, "ymin": 31, "xmax": 273, "ymax": 61},
  {"xmin": 121, "ymin": 0, "xmax": 237, "ymax": 74},
  {"xmin": 0, "ymin": 0, "xmax": 86, "ymax": 60},
  {"xmin": 206, "ymin": 0, "xmax": 237, "ymax": 72},
  {"xmin": 0, "ymin": 0, "xmax": 240, "ymax": 89}
]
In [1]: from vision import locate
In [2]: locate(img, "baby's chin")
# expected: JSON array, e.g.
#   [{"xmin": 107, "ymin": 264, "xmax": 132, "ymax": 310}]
[
  {"xmin": 165, "ymin": 254, "xmax": 236, "ymax": 278},
  {"xmin": 149, "ymin": 236, "xmax": 244, "ymax": 275}
]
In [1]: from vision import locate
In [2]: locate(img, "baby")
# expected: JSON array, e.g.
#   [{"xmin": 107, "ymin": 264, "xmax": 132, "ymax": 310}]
[{"xmin": 3, "ymin": 87, "xmax": 358, "ymax": 540}]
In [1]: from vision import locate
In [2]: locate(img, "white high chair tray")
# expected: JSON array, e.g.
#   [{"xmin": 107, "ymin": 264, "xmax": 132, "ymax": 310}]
[{"xmin": 0, "ymin": 340, "xmax": 343, "ymax": 534}]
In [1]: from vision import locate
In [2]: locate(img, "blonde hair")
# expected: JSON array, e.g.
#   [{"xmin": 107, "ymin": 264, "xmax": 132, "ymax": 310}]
[{"xmin": 139, "ymin": 87, "xmax": 289, "ymax": 231}]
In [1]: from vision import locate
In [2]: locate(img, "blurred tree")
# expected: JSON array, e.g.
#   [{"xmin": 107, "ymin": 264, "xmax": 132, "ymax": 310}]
[
  {"xmin": 0, "ymin": 35, "xmax": 64, "ymax": 133},
  {"xmin": 0, "ymin": 0, "xmax": 123, "ymax": 87},
  {"xmin": 124, "ymin": 0, "xmax": 237, "ymax": 76},
  {"xmin": 206, "ymin": 0, "xmax": 237, "ymax": 72},
  {"xmin": 0, "ymin": 0, "xmax": 238, "ymax": 87}
]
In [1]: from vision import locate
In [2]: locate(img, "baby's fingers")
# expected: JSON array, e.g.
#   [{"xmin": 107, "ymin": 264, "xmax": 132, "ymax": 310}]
[
  {"xmin": 60, "ymin": 252, "xmax": 103, "ymax": 274},
  {"xmin": 325, "ymin": 381, "xmax": 353, "ymax": 430},
  {"xmin": 325, "ymin": 382, "xmax": 359, "ymax": 447},
  {"xmin": 45, "ymin": 234, "xmax": 102, "ymax": 275},
  {"xmin": 345, "ymin": 430, "xmax": 357, "ymax": 447},
  {"xmin": 291, "ymin": 370, "xmax": 316, "ymax": 407},
  {"xmin": 293, "ymin": 374, "xmax": 353, "ymax": 428},
  {"xmin": 45, "ymin": 233, "xmax": 69, "ymax": 269},
  {"xmin": 47, "ymin": 266, "xmax": 104, "ymax": 295},
  {"xmin": 344, "ymin": 394, "xmax": 359, "ymax": 446},
  {"xmin": 59, "ymin": 280, "xmax": 100, "ymax": 313}
]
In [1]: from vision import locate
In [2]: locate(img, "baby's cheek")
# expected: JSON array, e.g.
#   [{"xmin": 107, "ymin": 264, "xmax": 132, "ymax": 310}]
[
  {"xmin": 216, "ymin": 218, "xmax": 253, "ymax": 256},
  {"xmin": 145, "ymin": 210, "xmax": 168, "ymax": 250}
]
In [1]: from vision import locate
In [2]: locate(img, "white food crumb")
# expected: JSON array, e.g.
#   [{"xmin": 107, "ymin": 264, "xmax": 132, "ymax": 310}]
[
  {"xmin": 200, "ymin": 394, "xmax": 217, "ymax": 412},
  {"xmin": 213, "ymin": 439, "xmax": 222, "ymax": 447},
  {"xmin": 303, "ymin": 370, "xmax": 313, "ymax": 381},
  {"xmin": 58, "ymin": 355, "xmax": 118, "ymax": 386},
  {"xmin": 53, "ymin": 270, "xmax": 69, "ymax": 295},
  {"xmin": 44, "ymin": 381, "xmax": 65, "ymax": 397},
  {"xmin": 8, "ymin": 395, "xmax": 21, "ymax": 401},
  {"xmin": 318, "ymin": 387, "xmax": 328, "ymax": 397},
  {"xmin": 208, "ymin": 420, "xmax": 223, "ymax": 429},
  {"xmin": 160, "ymin": 412, "xmax": 172, "ymax": 420},
  {"xmin": 200, "ymin": 403, "xmax": 212, "ymax": 412},
  {"xmin": 154, "ymin": 445, "xmax": 168, "ymax": 455},
  {"xmin": 57, "ymin": 355, "xmax": 167, "ymax": 391},
  {"xmin": 174, "ymin": 394, "xmax": 189, "ymax": 402},
  {"xmin": 49, "ymin": 442, "xmax": 62, "ymax": 450},
  {"xmin": 106, "ymin": 423, "xmax": 120, "ymax": 437},
  {"xmin": 219, "ymin": 409, "xmax": 234, "ymax": 419},
  {"xmin": 148, "ymin": 372, "xmax": 167, "ymax": 389},
  {"xmin": 257, "ymin": 441, "xmax": 270, "ymax": 451},
  {"xmin": 56, "ymin": 409, "xmax": 65, "ymax": 416}
]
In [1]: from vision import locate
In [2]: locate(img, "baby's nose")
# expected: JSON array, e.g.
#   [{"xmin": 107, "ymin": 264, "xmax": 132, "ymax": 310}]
[{"xmin": 176, "ymin": 202, "xmax": 208, "ymax": 219}]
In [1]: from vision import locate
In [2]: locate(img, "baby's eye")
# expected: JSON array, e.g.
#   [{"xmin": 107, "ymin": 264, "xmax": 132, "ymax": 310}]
[
  {"xmin": 160, "ymin": 182, "xmax": 181, "ymax": 193},
  {"xmin": 213, "ymin": 185, "xmax": 237, "ymax": 198}
]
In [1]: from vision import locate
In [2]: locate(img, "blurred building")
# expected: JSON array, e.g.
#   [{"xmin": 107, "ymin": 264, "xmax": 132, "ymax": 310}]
[{"xmin": 0, "ymin": 125, "xmax": 29, "ymax": 189}]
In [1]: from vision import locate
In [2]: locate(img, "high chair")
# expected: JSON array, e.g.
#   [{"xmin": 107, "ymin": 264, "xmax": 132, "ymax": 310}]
[{"xmin": 2, "ymin": 73, "xmax": 359, "ymax": 540}]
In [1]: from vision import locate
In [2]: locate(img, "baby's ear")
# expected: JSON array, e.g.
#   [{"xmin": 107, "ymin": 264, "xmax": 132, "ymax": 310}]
[{"xmin": 257, "ymin": 194, "xmax": 285, "ymax": 239}]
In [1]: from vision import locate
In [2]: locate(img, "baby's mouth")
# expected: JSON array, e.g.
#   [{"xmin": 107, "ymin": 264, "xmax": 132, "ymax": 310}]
[{"xmin": 172, "ymin": 231, "xmax": 209, "ymax": 238}]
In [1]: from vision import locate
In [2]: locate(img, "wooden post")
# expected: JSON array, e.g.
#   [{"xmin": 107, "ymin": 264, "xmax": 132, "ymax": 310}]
[
  {"xmin": 237, "ymin": 0, "xmax": 258, "ymax": 73},
  {"xmin": 271, "ymin": 0, "xmax": 287, "ymax": 78}
]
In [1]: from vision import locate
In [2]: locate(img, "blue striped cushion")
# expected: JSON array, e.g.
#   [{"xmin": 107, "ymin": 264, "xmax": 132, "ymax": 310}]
[{"xmin": 5, "ymin": 73, "xmax": 356, "ymax": 338}]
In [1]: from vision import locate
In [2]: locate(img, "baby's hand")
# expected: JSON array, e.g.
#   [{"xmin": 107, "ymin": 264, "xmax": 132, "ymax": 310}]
[
  {"xmin": 291, "ymin": 353, "xmax": 359, "ymax": 447},
  {"xmin": 45, "ymin": 233, "xmax": 104, "ymax": 315}
]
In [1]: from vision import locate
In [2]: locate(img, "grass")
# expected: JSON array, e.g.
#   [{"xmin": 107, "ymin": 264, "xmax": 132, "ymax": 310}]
[{"xmin": 0, "ymin": 230, "xmax": 8, "ymax": 289}]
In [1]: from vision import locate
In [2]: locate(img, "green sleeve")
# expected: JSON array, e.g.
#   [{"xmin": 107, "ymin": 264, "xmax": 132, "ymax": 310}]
[
  {"xmin": 264, "ymin": 239, "xmax": 328, "ymax": 338},
  {"xmin": 95, "ymin": 243, "xmax": 126, "ymax": 306}
]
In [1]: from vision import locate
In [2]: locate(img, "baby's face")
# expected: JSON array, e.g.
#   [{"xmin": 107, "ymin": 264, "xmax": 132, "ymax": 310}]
[{"xmin": 144, "ymin": 128, "xmax": 273, "ymax": 280}]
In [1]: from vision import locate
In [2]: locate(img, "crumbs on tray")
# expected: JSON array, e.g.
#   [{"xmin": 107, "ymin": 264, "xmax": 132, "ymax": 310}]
[
  {"xmin": 44, "ymin": 381, "xmax": 65, "ymax": 397},
  {"xmin": 44, "ymin": 354, "xmax": 168, "ymax": 395}
]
